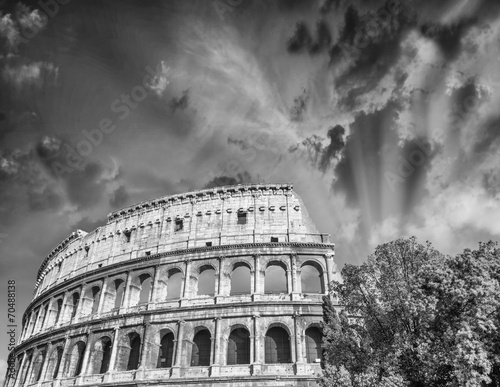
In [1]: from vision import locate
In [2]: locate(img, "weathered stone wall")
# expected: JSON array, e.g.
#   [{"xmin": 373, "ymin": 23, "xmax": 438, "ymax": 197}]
[{"xmin": 8, "ymin": 184, "xmax": 339, "ymax": 387}]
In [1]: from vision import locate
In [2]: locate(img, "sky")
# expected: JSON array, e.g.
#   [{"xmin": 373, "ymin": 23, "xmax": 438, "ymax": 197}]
[{"xmin": 1, "ymin": 0, "xmax": 500, "ymax": 381}]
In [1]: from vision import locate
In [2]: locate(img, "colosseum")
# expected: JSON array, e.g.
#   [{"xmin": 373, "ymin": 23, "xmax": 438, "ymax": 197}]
[{"xmin": 6, "ymin": 183, "xmax": 339, "ymax": 387}]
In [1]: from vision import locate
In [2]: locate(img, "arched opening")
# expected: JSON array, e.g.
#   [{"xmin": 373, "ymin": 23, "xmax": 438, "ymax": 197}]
[
  {"xmin": 127, "ymin": 333, "xmax": 141, "ymax": 370},
  {"xmin": 265, "ymin": 262, "xmax": 288, "ymax": 293},
  {"xmin": 67, "ymin": 341, "xmax": 85, "ymax": 377},
  {"xmin": 265, "ymin": 326, "xmax": 291, "ymax": 363},
  {"xmin": 40, "ymin": 304, "xmax": 49, "ymax": 330},
  {"xmin": 227, "ymin": 328, "xmax": 250, "ymax": 365},
  {"xmin": 90, "ymin": 336, "xmax": 112, "ymax": 374},
  {"xmin": 197, "ymin": 266, "xmax": 215, "ymax": 296},
  {"xmin": 91, "ymin": 286, "xmax": 101, "ymax": 314},
  {"xmin": 114, "ymin": 280, "xmax": 125, "ymax": 309},
  {"xmin": 166, "ymin": 270, "xmax": 182, "ymax": 300},
  {"xmin": 230, "ymin": 264, "xmax": 251, "ymax": 295},
  {"xmin": 305, "ymin": 327, "xmax": 322, "ymax": 363},
  {"xmin": 191, "ymin": 330, "xmax": 211, "ymax": 366},
  {"xmin": 301, "ymin": 262, "xmax": 324, "ymax": 293},
  {"xmin": 157, "ymin": 332, "xmax": 174, "ymax": 368},
  {"xmin": 70, "ymin": 292, "xmax": 80, "ymax": 319},
  {"xmin": 54, "ymin": 299, "xmax": 63, "ymax": 324},
  {"xmin": 21, "ymin": 353, "xmax": 32, "ymax": 385},
  {"xmin": 45, "ymin": 346, "xmax": 63, "ymax": 380},
  {"xmin": 138, "ymin": 275, "xmax": 152, "ymax": 304},
  {"xmin": 30, "ymin": 351, "xmax": 46, "ymax": 383}
]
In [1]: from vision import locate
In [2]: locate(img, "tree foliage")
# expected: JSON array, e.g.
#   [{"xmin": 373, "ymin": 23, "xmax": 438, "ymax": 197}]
[{"xmin": 321, "ymin": 237, "xmax": 500, "ymax": 387}]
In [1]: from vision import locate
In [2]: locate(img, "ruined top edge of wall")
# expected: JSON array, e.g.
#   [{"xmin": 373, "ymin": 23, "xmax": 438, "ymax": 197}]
[{"xmin": 106, "ymin": 183, "xmax": 294, "ymax": 222}]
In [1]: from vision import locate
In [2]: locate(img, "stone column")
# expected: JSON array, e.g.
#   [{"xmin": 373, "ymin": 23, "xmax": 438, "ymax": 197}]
[
  {"xmin": 23, "ymin": 352, "xmax": 34, "ymax": 386},
  {"xmin": 76, "ymin": 284, "xmax": 88, "ymax": 320},
  {"xmin": 324, "ymin": 252, "xmax": 335, "ymax": 285},
  {"xmin": 59, "ymin": 292, "xmax": 70, "ymax": 325},
  {"xmin": 37, "ymin": 345, "xmax": 51, "ymax": 383},
  {"xmin": 76, "ymin": 336, "xmax": 92, "ymax": 383},
  {"xmin": 150, "ymin": 265, "xmax": 160, "ymax": 303},
  {"xmin": 13, "ymin": 352, "xmax": 27, "ymax": 387},
  {"xmin": 55, "ymin": 334, "xmax": 71, "ymax": 381},
  {"xmin": 135, "ymin": 321, "xmax": 151, "ymax": 379},
  {"xmin": 122, "ymin": 273, "xmax": 133, "ymax": 310},
  {"xmin": 252, "ymin": 255, "xmax": 261, "ymax": 301},
  {"xmin": 210, "ymin": 318, "xmax": 221, "ymax": 376},
  {"xmin": 103, "ymin": 327, "xmax": 120, "ymax": 382},
  {"xmin": 286, "ymin": 269, "xmax": 293, "ymax": 297},
  {"xmin": 291, "ymin": 253, "xmax": 301, "ymax": 300},
  {"xmin": 251, "ymin": 315, "xmax": 261, "ymax": 375},
  {"xmin": 180, "ymin": 260, "xmax": 191, "ymax": 307},
  {"xmin": 215, "ymin": 256, "xmax": 225, "ymax": 303},
  {"xmin": 96, "ymin": 279, "xmax": 108, "ymax": 315},
  {"xmin": 293, "ymin": 312, "xmax": 306, "ymax": 374},
  {"xmin": 170, "ymin": 320, "xmax": 185, "ymax": 378}
]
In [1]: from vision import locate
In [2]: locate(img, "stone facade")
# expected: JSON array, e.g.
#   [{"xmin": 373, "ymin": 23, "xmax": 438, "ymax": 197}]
[{"xmin": 6, "ymin": 183, "xmax": 340, "ymax": 387}]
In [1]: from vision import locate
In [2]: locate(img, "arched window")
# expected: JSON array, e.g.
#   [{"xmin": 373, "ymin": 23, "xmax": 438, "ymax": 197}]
[
  {"xmin": 197, "ymin": 266, "xmax": 215, "ymax": 296},
  {"xmin": 138, "ymin": 275, "xmax": 152, "ymax": 304},
  {"xmin": 21, "ymin": 353, "xmax": 32, "ymax": 385},
  {"xmin": 157, "ymin": 332, "xmax": 174, "ymax": 368},
  {"xmin": 91, "ymin": 286, "xmax": 101, "ymax": 314},
  {"xmin": 67, "ymin": 341, "xmax": 85, "ymax": 377},
  {"xmin": 227, "ymin": 328, "xmax": 250, "ymax": 365},
  {"xmin": 191, "ymin": 330, "xmax": 211, "ymax": 366},
  {"xmin": 54, "ymin": 299, "xmax": 63, "ymax": 324},
  {"xmin": 230, "ymin": 264, "xmax": 251, "ymax": 295},
  {"xmin": 301, "ymin": 263, "xmax": 324, "ymax": 293},
  {"xmin": 45, "ymin": 346, "xmax": 63, "ymax": 380},
  {"xmin": 265, "ymin": 262, "xmax": 287, "ymax": 293},
  {"xmin": 166, "ymin": 270, "xmax": 182, "ymax": 300},
  {"xmin": 127, "ymin": 333, "xmax": 141, "ymax": 370},
  {"xmin": 40, "ymin": 304, "xmax": 49, "ymax": 331},
  {"xmin": 265, "ymin": 327, "xmax": 291, "ymax": 363},
  {"xmin": 30, "ymin": 351, "xmax": 46, "ymax": 383},
  {"xmin": 305, "ymin": 327, "xmax": 322, "ymax": 363},
  {"xmin": 90, "ymin": 336, "xmax": 112, "ymax": 374},
  {"xmin": 70, "ymin": 292, "xmax": 80, "ymax": 319},
  {"xmin": 114, "ymin": 280, "xmax": 125, "ymax": 309}
]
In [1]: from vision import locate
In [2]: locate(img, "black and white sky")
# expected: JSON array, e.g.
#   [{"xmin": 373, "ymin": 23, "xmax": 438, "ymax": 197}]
[{"xmin": 1, "ymin": 0, "xmax": 500, "ymax": 377}]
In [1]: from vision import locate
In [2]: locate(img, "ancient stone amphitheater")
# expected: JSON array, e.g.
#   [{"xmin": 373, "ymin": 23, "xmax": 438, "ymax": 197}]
[{"xmin": 7, "ymin": 183, "xmax": 339, "ymax": 387}]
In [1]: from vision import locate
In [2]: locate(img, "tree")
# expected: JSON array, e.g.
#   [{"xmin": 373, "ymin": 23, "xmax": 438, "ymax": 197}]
[{"xmin": 321, "ymin": 237, "xmax": 500, "ymax": 387}]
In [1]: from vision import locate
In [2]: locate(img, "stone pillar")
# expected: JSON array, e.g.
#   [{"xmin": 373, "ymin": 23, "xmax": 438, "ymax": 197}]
[
  {"xmin": 122, "ymin": 273, "xmax": 133, "ymax": 310},
  {"xmin": 291, "ymin": 253, "xmax": 301, "ymax": 300},
  {"xmin": 96, "ymin": 279, "xmax": 108, "ymax": 315},
  {"xmin": 252, "ymin": 255, "xmax": 261, "ymax": 301},
  {"xmin": 103, "ymin": 328, "xmax": 120, "ymax": 382},
  {"xmin": 251, "ymin": 315, "xmax": 261, "ymax": 375},
  {"xmin": 59, "ymin": 292, "xmax": 70, "ymax": 325},
  {"xmin": 13, "ymin": 352, "xmax": 27, "ymax": 387},
  {"xmin": 325, "ymin": 252, "xmax": 335, "ymax": 285},
  {"xmin": 23, "ymin": 352, "xmax": 34, "ymax": 386},
  {"xmin": 150, "ymin": 265, "xmax": 160, "ymax": 303},
  {"xmin": 37, "ymin": 345, "xmax": 51, "ymax": 383},
  {"xmin": 286, "ymin": 270, "xmax": 293, "ymax": 297},
  {"xmin": 215, "ymin": 256, "xmax": 225, "ymax": 303},
  {"xmin": 55, "ymin": 334, "xmax": 71, "ymax": 380},
  {"xmin": 180, "ymin": 260, "xmax": 191, "ymax": 307},
  {"xmin": 170, "ymin": 320, "xmax": 185, "ymax": 378},
  {"xmin": 210, "ymin": 318, "xmax": 221, "ymax": 376},
  {"xmin": 76, "ymin": 336, "xmax": 92, "ymax": 382},
  {"xmin": 76, "ymin": 284, "xmax": 88, "ymax": 319},
  {"xmin": 135, "ymin": 322, "xmax": 151, "ymax": 379},
  {"xmin": 293, "ymin": 312, "xmax": 306, "ymax": 374}
]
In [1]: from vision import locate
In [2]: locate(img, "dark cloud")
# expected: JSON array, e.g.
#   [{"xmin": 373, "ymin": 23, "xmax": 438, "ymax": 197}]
[
  {"xmin": 320, "ymin": 0, "xmax": 342, "ymax": 14},
  {"xmin": 319, "ymin": 124, "xmax": 345, "ymax": 171},
  {"xmin": 309, "ymin": 20, "xmax": 332, "ymax": 54},
  {"xmin": 334, "ymin": 102, "xmax": 400, "ymax": 213},
  {"xmin": 421, "ymin": 18, "xmax": 477, "ymax": 60},
  {"xmin": 72, "ymin": 216, "xmax": 106, "ymax": 233},
  {"xmin": 204, "ymin": 172, "xmax": 252, "ymax": 189},
  {"xmin": 328, "ymin": 1, "xmax": 416, "ymax": 108},
  {"xmin": 110, "ymin": 185, "xmax": 129, "ymax": 208},
  {"xmin": 170, "ymin": 89, "xmax": 190, "ymax": 113},
  {"xmin": 290, "ymin": 88, "xmax": 309, "ymax": 121},
  {"xmin": 286, "ymin": 22, "xmax": 312, "ymax": 53},
  {"xmin": 473, "ymin": 116, "xmax": 500, "ymax": 155}
]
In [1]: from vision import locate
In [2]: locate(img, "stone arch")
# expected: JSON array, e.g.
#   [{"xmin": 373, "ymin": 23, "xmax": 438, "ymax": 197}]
[
  {"xmin": 230, "ymin": 262, "xmax": 251, "ymax": 295},
  {"xmin": 190, "ymin": 328, "xmax": 211, "ymax": 366},
  {"xmin": 195, "ymin": 264, "xmax": 216, "ymax": 296},
  {"xmin": 300, "ymin": 260, "xmax": 325, "ymax": 294},
  {"xmin": 157, "ymin": 328, "xmax": 175, "ymax": 368},
  {"xmin": 116, "ymin": 330, "xmax": 142, "ymax": 371},
  {"xmin": 89, "ymin": 335, "xmax": 113, "ymax": 374},
  {"xmin": 20, "ymin": 351, "xmax": 33, "ymax": 385},
  {"xmin": 304, "ymin": 326, "xmax": 322, "ymax": 363},
  {"xmin": 68, "ymin": 291, "xmax": 80, "ymax": 320},
  {"xmin": 65, "ymin": 340, "xmax": 86, "ymax": 377},
  {"xmin": 165, "ymin": 268, "xmax": 183, "ymax": 300},
  {"xmin": 80, "ymin": 283, "xmax": 102, "ymax": 316},
  {"xmin": 102, "ymin": 275, "xmax": 127, "ymax": 313},
  {"xmin": 128, "ymin": 270, "xmax": 154, "ymax": 307},
  {"xmin": 29, "ymin": 348, "xmax": 46, "ymax": 383},
  {"xmin": 264, "ymin": 324, "xmax": 292, "ymax": 364},
  {"xmin": 226, "ymin": 326, "xmax": 251, "ymax": 365},
  {"xmin": 44, "ymin": 344, "xmax": 64, "ymax": 380},
  {"xmin": 264, "ymin": 261, "xmax": 288, "ymax": 294}
]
